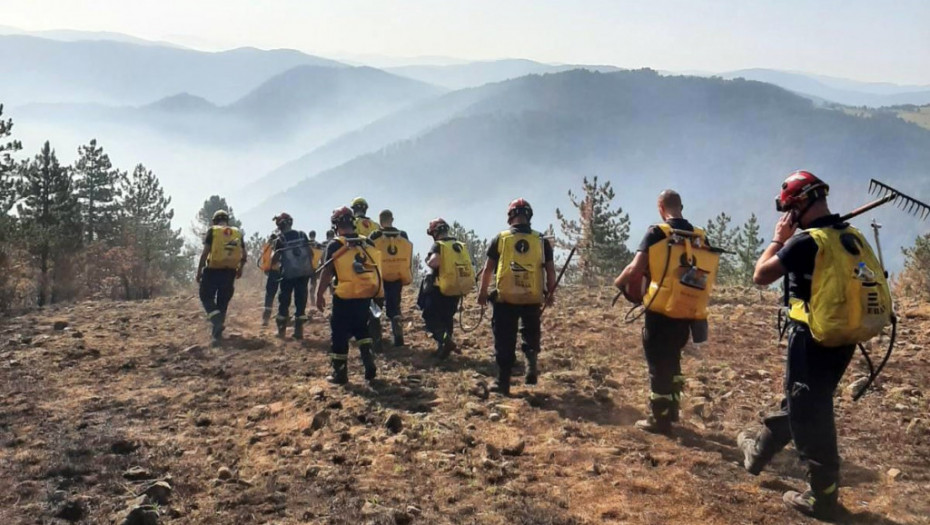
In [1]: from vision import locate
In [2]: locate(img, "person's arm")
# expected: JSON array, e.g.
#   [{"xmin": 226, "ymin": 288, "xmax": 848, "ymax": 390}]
[
  {"xmin": 426, "ymin": 253, "xmax": 440, "ymax": 270},
  {"xmin": 196, "ymin": 245, "xmax": 209, "ymax": 282},
  {"xmin": 477, "ymin": 257, "xmax": 496, "ymax": 306},
  {"xmin": 614, "ymin": 251, "xmax": 649, "ymax": 289},
  {"xmin": 544, "ymin": 260, "xmax": 557, "ymax": 306},
  {"xmin": 237, "ymin": 238, "xmax": 247, "ymax": 278},
  {"xmin": 316, "ymin": 266, "xmax": 333, "ymax": 311},
  {"xmin": 753, "ymin": 213, "xmax": 796, "ymax": 286}
]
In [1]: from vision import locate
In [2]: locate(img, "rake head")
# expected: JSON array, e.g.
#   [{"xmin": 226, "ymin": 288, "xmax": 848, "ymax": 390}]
[{"xmin": 868, "ymin": 179, "xmax": 930, "ymax": 220}]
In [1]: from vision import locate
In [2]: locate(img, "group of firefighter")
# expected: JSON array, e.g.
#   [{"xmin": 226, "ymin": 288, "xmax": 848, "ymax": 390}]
[{"xmin": 195, "ymin": 171, "xmax": 894, "ymax": 521}]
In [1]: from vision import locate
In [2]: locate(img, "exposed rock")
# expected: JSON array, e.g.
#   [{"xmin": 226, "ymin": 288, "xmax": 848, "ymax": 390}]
[
  {"xmin": 247, "ymin": 405, "xmax": 271, "ymax": 422},
  {"xmin": 142, "ymin": 481, "xmax": 172, "ymax": 505},
  {"xmin": 54, "ymin": 499, "xmax": 85, "ymax": 522},
  {"xmin": 194, "ymin": 415, "xmax": 212, "ymax": 427},
  {"xmin": 111, "ymin": 439, "xmax": 139, "ymax": 455},
  {"xmin": 53, "ymin": 320, "xmax": 69, "ymax": 331},
  {"xmin": 469, "ymin": 381, "xmax": 490, "ymax": 400},
  {"xmin": 489, "ymin": 412, "xmax": 502, "ymax": 422},
  {"xmin": 217, "ymin": 466, "xmax": 233, "ymax": 480},
  {"xmin": 887, "ymin": 468, "xmax": 902, "ymax": 481},
  {"xmin": 305, "ymin": 410, "xmax": 329, "ymax": 434},
  {"xmin": 385, "ymin": 413, "xmax": 404, "ymax": 434},
  {"xmin": 502, "ymin": 440, "xmax": 526, "ymax": 457},
  {"xmin": 594, "ymin": 388, "xmax": 611, "ymax": 402},
  {"xmin": 304, "ymin": 465, "xmax": 321, "ymax": 478},
  {"xmin": 484, "ymin": 443, "xmax": 502, "ymax": 460},
  {"xmin": 123, "ymin": 466, "xmax": 151, "ymax": 481},
  {"xmin": 846, "ymin": 377, "xmax": 869, "ymax": 398},
  {"xmin": 119, "ymin": 504, "xmax": 159, "ymax": 525},
  {"xmin": 464, "ymin": 402, "xmax": 486, "ymax": 417}
]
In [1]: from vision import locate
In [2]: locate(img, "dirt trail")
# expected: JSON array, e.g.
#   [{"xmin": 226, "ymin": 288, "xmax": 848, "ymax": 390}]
[{"xmin": 1, "ymin": 286, "xmax": 928, "ymax": 524}]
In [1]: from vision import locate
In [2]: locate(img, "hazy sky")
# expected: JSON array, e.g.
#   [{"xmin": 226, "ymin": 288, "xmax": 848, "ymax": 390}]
[{"xmin": 3, "ymin": 0, "xmax": 929, "ymax": 84}]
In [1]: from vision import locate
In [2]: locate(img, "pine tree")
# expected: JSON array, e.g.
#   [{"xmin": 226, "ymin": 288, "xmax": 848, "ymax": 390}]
[
  {"xmin": 16, "ymin": 141, "xmax": 82, "ymax": 305},
  {"xmin": 119, "ymin": 164, "xmax": 186, "ymax": 299},
  {"xmin": 195, "ymin": 195, "xmax": 241, "ymax": 238},
  {"xmin": 74, "ymin": 138, "xmax": 124, "ymax": 244},
  {"xmin": 0, "ymin": 104, "xmax": 23, "ymax": 310},
  {"xmin": 734, "ymin": 213, "xmax": 764, "ymax": 285},
  {"xmin": 0, "ymin": 104, "xmax": 21, "ymax": 217},
  {"xmin": 450, "ymin": 221, "xmax": 488, "ymax": 273},
  {"xmin": 556, "ymin": 176, "xmax": 631, "ymax": 283},
  {"xmin": 705, "ymin": 212, "xmax": 739, "ymax": 285}
]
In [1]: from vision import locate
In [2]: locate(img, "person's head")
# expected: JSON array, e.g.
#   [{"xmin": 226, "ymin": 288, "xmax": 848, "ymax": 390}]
[
  {"xmin": 657, "ymin": 190, "xmax": 683, "ymax": 221},
  {"xmin": 351, "ymin": 197, "xmax": 369, "ymax": 217},
  {"xmin": 212, "ymin": 209, "xmax": 230, "ymax": 226},
  {"xmin": 426, "ymin": 218, "xmax": 450, "ymax": 240},
  {"xmin": 507, "ymin": 198, "xmax": 533, "ymax": 226},
  {"xmin": 326, "ymin": 229, "xmax": 335, "ymax": 240},
  {"xmin": 776, "ymin": 170, "xmax": 831, "ymax": 227},
  {"xmin": 274, "ymin": 212, "xmax": 293, "ymax": 232},
  {"xmin": 309, "ymin": 230, "xmax": 317, "ymax": 240},
  {"xmin": 331, "ymin": 206, "xmax": 357, "ymax": 235},
  {"xmin": 379, "ymin": 209, "xmax": 394, "ymax": 227}
]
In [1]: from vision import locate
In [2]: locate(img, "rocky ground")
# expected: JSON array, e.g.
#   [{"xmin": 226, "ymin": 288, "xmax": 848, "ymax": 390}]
[{"xmin": 0, "ymin": 284, "xmax": 928, "ymax": 524}]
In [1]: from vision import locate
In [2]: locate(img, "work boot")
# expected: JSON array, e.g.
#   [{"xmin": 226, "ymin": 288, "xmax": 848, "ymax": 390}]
[
  {"xmin": 437, "ymin": 333, "xmax": 455, "ymax": 360},
  {"xmin": 370, "ymin": 315, "xmax": 383, "ymax": 353},
  {"xmin": 637, "ymin": 395, "xmax": 674, "ymax": 435},
  {"xmin": 391, "ymin": 316, "xmax": 404, "ymax": 347},
  {"xmin": 261, "ymin": 307, "xmax": 272, "ymax": 327},
  {"xmin": 359, "ymin": 343, "xmax": 377, "ymax": 382},
  {"xmin": 634, "ymin": 417, "xmax": 673, "ymax": 436},
  {"xmin": 208, "ymin": 310, "xmax": 223, "ymax": 343},
  {"xmin": 783, "ymin": 489, "xmax": 840, "ymax": 521},
  {"xmin": 490, "ymin": 369, "xmax": 511, "ymax": 396},
  {"xmin": 524, "ymin": 351, "xmax": 539, "ymax": 385},
  {"xmin": 293, "ymin": 316, "xmax": 307, "ymax": 340},
  {"xmin": 327, "ymin": 357, "xmax": 349, "ymax": 385},
  {"xmin": 737, "ymin": 429, "xmax": 778, "ymax": 476},
  {"xmin": 275, "ymin": 315, "xmax": 288, "ymax": 339}
]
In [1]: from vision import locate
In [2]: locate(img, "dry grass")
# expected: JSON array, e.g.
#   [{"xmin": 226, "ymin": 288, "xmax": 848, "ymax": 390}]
[{"xmin": 0, "ymin": 282, "xmax": 927, "ymax": 524}]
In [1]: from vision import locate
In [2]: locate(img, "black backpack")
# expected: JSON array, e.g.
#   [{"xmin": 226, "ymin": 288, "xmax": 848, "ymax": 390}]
[{"xmin": 277, "ymin": 230, "xmax": 314, "ymax": 279}]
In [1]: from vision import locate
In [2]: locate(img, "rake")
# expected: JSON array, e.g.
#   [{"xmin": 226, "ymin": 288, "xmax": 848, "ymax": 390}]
[{"xmin": 842, "ymin": 179, "xmax": 930, "ymax": 400}]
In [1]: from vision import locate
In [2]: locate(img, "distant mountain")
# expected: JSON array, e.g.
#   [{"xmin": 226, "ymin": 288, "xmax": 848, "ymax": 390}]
[
  {"xmin": 242, "ymin": 70, "xmax": 930, "ymax": 269},
  {"xmin": 0, "ymin": 35, "xmax": 345, "ymax": 106},
  {"xmin": 0, "ymin": 25, "xmax": 183, "ymax": 48},
  {"xmin": 12, "ymin": 65, "xmax": 444, "ymax": 222},
  {"xmin": 387, "ymin": 59, "xmax": 622, "ymax": 89},
  {"xmin": 720, "ymin": 69, "xmax": 930, "ymax": 107}
]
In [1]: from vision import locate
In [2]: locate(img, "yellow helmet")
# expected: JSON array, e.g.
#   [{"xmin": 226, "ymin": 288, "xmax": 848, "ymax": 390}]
[{"xmin": 351, "ymin": 197, "xmax": 369, "ymax": 212}]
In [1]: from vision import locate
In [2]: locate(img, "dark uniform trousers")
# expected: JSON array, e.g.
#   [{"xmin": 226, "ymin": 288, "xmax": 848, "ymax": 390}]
[
  {"xmin": 278, "ymin": 276, "xmax": 310, "ymax": 320},
  {"xmin": 421, "ymin": 288, "xmax": 460, "ymax": 343},
  {"xmin": 642, "ymin": 311, "xmax": 691, "ymax": 424},
  {"xmin": 491, "ymin": 302, "xmax": 542, "ymax": 372},
  {"xmin": 264, "ymin": 269, "xmax": 281, "ymax": 309},
  {"xmin": 331, "ymin": 296, "xmax": 373, "ymax": 356},
  {"xmin": 199, "ymin": 269, "xmax": 236, "ymax": 318},
  {"xmin": 754, "ymin": 322, "xmax": 855, "ymax": 493}
]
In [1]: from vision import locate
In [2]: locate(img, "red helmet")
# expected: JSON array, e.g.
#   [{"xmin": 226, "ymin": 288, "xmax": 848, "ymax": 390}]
[
  {"xmin": 330, "ymin": 206, "xmax": 355, "ymax": 226},
  {"xmin": 507, "ymin": 198, "xmax": 533, "ymax": 221},
  {"xmin": 776, "ymin": 170, "xmax": 829, "ymax": 212},
  {"xmin": 273, "ymin": 212, "xmax": 293, "ymax": 227},
  {"xmin": 427, "ymin": 218, "xmax": 449, "ymax": 236}
]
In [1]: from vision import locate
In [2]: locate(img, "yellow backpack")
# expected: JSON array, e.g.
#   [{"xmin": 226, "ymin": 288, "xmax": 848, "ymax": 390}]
[
  {"xmin": 258, "ymin": 240, "xmax": 279, "ymax": 272},
  {"xmin": 311, "ymin": 244, "xmax": 324, "ymax": 272},
  {"xmin": 332, "ymin": 237, "xmax": 383, "ymax": 300},
  {"xmin": 355, "ymin": 217, "xmax": 381, "ymax": 238},
  {"xmin": 643, "ymin": 224, "xmax": 720, "ymax": 320},
  {"xmin": 495, "ymin": 230, "xmax": 545, "ymax": 305},
  {"xmin": 436, "ymin": 240, "xmax": 475, "ymax": 296},
  {"xmin": 206, "ymin": 226, "xmax": 243, "ymax": 270},
  {"xmin": 373, "ymin": 232, "xmax": 413, "ymax": 285},
  {"xmin": 788, "ymin": 225, "xmax": 893, "ymax": 347}
]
